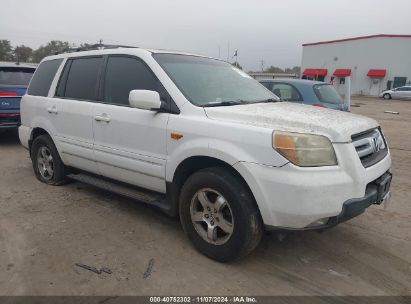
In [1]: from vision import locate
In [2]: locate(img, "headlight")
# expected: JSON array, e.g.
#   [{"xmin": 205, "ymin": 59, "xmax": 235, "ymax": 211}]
[{"xmin": 272, "ymin": 131, "xmax": 337, "ymax": 167}]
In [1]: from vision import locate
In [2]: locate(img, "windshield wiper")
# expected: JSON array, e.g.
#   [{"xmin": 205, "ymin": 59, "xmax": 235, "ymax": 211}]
[
  {"xmin": 253, "ymin": 98, "xmax": 279, "ymax": 103},
  {"xmin": 203, "ymin": 100, "xmax": 244, "ymax": 107},
  {"xmin": 203, "ymin": 98, "xmax": 278, "ymax": 107}
]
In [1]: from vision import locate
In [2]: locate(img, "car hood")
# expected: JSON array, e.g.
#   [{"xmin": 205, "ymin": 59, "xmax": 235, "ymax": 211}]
[{"xmin": 204, "ymin": 102, "xmax": 379, "ymax": 142}]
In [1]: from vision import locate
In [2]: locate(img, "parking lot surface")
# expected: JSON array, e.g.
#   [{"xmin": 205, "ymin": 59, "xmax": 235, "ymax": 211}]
[{"xmin": 0, "ymin": 97, "xmax": 410, "ymax": 296}]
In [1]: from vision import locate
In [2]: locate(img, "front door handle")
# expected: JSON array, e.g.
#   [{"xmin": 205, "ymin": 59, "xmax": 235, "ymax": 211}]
[
  {"xmin": 47, "ymin": 106, "xmax": 58, "ymax": 114},
  {"xmin": 94, "ymin": 114, "xmax": 111, "ymax": 123}
]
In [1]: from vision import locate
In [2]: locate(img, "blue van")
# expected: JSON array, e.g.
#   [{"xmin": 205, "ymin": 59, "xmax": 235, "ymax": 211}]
[
  {"xmin": 0, "ymin": 62, "xmax": 36, "ymax": 130},
  {"xmin": 260, "ymin": 78, "xmax": 348, "ymax": 111}
]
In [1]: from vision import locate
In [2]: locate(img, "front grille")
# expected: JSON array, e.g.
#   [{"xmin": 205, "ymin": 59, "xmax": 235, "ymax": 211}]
[{"xmin": 352, "ymin": 128, "xmax": 388, "ymax": 168}]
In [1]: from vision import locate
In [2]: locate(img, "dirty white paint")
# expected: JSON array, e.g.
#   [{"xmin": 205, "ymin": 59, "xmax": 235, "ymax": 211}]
[{"xmin": 205, "ymin": 102, "xmax": 378, "ymax": 142}]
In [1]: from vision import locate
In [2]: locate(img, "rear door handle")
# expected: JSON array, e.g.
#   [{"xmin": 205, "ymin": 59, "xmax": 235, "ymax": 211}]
[
  {"xmin": 94, "ymin": 114, "xmax": 111, "ymax": 123},
  {"xmin": 47, "ymin": 106, "xmax": 58, "ymax": 114}
]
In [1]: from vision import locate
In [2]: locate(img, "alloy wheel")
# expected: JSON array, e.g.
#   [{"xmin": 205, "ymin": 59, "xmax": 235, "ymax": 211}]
[
  {"xmin": 37, "ymin": 146, "xmax": 54, "ymax": 181},
  {"xmin": 190, "ymin": 188, "xmax": 234, "ymax": 245}
]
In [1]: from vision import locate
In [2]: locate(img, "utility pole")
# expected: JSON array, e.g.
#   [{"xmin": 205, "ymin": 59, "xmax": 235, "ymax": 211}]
[
  {"xmin": 218, "ymin": 46, "xmax": 221, "ymax": 59},
  {"xmin": 260, "ymin": 59, "xmax": 265, "ymax": 72},
  {"xmin": 227, "ymin": 41, "xmax": 230, "ymax": 62}
]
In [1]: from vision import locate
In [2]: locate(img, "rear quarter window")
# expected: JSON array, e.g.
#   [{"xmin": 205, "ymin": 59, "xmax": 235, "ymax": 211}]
[
  {"xmin": 0, "ymin": 67, "xmax": 35, "ymax": 86},
  {"xmin": 28, "ymin": 59, "xmax": 63, "ymax": 97},
  {"xmin": 313, "ymin": 84, "xmax": 343, "ymax": 104}
]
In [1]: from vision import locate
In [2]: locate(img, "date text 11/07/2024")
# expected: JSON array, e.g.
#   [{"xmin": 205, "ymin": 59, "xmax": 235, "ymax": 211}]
[{"xmin": 149, "ymin": 296, "xmax": 257, "ymax": 303}]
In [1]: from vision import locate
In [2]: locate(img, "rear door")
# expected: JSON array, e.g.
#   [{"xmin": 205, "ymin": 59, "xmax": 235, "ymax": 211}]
[
  {"xmin": 92, "ymin": 55, "xmax": 169, "ymax": 193},
  {"xmin": 53, "ymin": 56, "xmax": 104, "ymax": 174}
]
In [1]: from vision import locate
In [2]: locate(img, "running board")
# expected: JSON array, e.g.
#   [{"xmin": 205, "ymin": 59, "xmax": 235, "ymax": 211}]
[{"xmin": 67, "ymin": 173, "xmax": 169, "ymax": 211}]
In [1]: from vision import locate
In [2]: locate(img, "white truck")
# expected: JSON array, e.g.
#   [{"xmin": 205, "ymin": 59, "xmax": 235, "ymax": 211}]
[{"xmin": 19, "ymin": 45, "xmax": 392, "ymax": 261}]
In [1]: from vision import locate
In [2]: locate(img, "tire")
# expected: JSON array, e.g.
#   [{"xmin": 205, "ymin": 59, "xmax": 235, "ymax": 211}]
[
  {"xmin": 383, "ymin": 93, "xmax": 392, "ymax": 100},
  {"xmin": 31, "ymin": 135, "xmax": 68, "ymax": 185},
  {"xmin": 179, "ymin": 167, "xmax": 263, "ymax": 262}
]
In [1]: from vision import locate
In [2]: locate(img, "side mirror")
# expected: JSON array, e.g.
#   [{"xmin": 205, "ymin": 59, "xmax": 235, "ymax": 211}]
[{"xmin": 129, "ymin": 90, "xmax": 162, "ymax": 111}]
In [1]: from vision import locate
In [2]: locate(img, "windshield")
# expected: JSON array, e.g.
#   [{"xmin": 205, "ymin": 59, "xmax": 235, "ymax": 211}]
[
  {"xmin": 0, "ymin": 67, "xmax": 35, "ymax": 86},
  {"xmin": 313, "ymin": 84, "xmax": 343, "ymax": 104},
  {"xmin": 153, "ymin": 54, "xmax": 277, "ymax": 106}
]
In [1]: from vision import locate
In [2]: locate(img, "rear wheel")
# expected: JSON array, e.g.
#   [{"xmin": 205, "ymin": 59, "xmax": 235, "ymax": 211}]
[
  {"xmin": 31, "ymin": 135, "xmax": 68, "ymax": 185},
  {"xmin": 179, "ymin": 167, "xmax": 263, "ymax": 262},
  {"xmin": 383, "ymin": 93, "xmax": 392, "ymax": 100}
]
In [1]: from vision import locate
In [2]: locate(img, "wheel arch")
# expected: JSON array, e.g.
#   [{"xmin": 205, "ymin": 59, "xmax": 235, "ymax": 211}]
[
  {"xmin": 166, "ymin": 155, "xmax": 259, "ymax": 217},
  {"xmin": 29, "ymin": 127, "xmax": 51, "ymax": 153}
]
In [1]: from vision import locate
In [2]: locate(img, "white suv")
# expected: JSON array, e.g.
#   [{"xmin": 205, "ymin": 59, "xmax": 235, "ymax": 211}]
[{"xmin": 19, "ymin": 45, "xmax": 392, "ymax": 261}]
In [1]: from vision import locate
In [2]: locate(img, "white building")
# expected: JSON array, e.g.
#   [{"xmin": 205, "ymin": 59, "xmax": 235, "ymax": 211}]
[{"xmin": 301, "ymin": 34, "xmax": 411, "ymax": 96}]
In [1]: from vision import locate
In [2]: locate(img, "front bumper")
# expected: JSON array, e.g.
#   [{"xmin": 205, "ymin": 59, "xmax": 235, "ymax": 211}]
[
  {"xmin": 266, "ymin": 171, "xmax": 392, "ymax": 231},
  {"xmin": 233, "ymin": 145, "xmax": 392, "ymax": 228}
]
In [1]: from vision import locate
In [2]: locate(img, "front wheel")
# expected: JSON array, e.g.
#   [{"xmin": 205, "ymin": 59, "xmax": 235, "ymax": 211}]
[
  {"xmin": 179, "ymin": 167, "xmax": 263, "ymax": 262},
  {"xmin": 383, "ymin": 93, "xmax": 392, "ymax": 100},
  {"xmin": 31, "ymin": 135, "xmax": 68, "ymax": 185}
]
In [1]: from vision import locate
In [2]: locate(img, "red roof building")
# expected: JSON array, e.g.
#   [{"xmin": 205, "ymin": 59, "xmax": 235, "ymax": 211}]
[{"xmin": 301, "ymin": 34, "xmax": 411, "ymax": 96}]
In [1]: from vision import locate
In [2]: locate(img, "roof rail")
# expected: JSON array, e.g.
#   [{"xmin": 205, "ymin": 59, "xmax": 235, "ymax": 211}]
[{"xmin": 55, "ymin": 43, "xmax": 138, "ymax": 55}]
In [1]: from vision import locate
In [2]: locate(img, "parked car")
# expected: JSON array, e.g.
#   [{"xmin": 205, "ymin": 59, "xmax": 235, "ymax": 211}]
[
  {"xmin": 379, "ymin": 86, "xmax": 411, "ymax": 100},
  {"xmin": 260, "ymin": 78, "xmax": 348, "ymax": 111},
  {"xmin": 0, "ymin": 62, "xmax": 36, "ymax": 130},
  {"xmin": 19, "ymin": 46, "xmax": 392, "ymax": 262}
]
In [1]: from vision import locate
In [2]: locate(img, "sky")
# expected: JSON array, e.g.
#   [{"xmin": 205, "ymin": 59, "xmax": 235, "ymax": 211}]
[{"xmin": 1, "ymin": 0, "xmax": 410, "ymax": 71}]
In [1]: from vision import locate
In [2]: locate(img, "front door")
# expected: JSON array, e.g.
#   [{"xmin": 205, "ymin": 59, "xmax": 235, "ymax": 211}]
[
  {"xmin": 393, "ymin": 87, "xmax": 408, "ymax": 99},
  {"xmin": 92, "ymin": 55, "xmax": 169, "ymax": 193}
]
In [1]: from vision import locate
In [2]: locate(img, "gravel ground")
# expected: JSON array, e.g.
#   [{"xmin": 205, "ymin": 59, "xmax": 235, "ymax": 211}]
[{"xmin": 0, "ymin": 97, "xmax": 410, "ymax": 296}]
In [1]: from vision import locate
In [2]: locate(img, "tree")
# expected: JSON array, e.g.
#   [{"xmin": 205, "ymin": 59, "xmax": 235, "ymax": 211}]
[
  {"xmin": 284, "ymin": 66, "xmax": 301, "ymax": 74},
  {"xmin": 264, "ymin": 66, "xmax": 284, "ymax": 73},
  {"xmin": 0, "ymin": 40, "xmax": 13, "ymax": 61},
  {"xmin": 14, "ymin": 45, "xmax": 33, "ymax": 62},
  {"xmin": 32, "ymin": 40, "xmax": 72, "ymax": 62}
]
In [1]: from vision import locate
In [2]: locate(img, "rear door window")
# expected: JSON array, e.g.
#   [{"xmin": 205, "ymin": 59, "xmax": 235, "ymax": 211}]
[
  {"xmin": 0, "ymin": 67, "xmax": 35, "ymax": 86},
  {"xmin": 27, "ymin": 59, "xmax": 62, "ymax": 96},
  {"xmin": 63, "ymin": 57, "xmax": 104, "ymax": 101},
  {"xmin": 103, "ymin": 56, "xmax": 159, "ymax": 105}
]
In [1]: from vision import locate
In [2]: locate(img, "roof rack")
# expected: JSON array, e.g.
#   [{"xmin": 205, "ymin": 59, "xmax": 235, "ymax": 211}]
[{"xmin": 55, "ymin": 43, "xmax": 138, "ymax": 55}]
